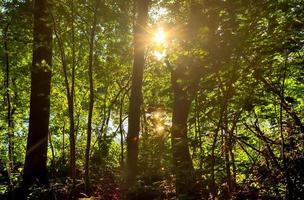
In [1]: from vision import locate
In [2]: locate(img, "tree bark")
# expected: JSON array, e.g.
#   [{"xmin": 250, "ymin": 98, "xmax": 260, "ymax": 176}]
[
  {"xmin": 224, "ymin": 131, "xmax": 232, "ymax": 194},
  {"xmin": 48, "ymin": 131, "xmax": 55, "ymax": 176},
  {"xmin": 3, "ymin": 22, "xmax": 14, "ymax": 184},
  {"xmin": 68, "ymin": 0, "xmax": 77, "ymax": 185},
  {"xmin": 85, "ymin": 0, "xmax": 101, "ymax": 193},
  {"xmin": 171, "ymin": 95, "xmax": 195, "ymax": 196},
  {"xmin": 210, "ymin": 91, "xmax": 225, "ymax": 199},
  {"xmin": 23, "ymin": 0, "xmax": 53, "ymax": 189},
  {"xmin": 223, "ymin": 105, "xmax": 233, "ymax": 195},
  {"xmin": 62, "ymin": 121, "xmax": 66, "ymax": 164},
  {"xmin": 170, "ymin": 62, "xmax": 201, "ymax": 197},
  {"xmin": 125, "ymin": 0, "xmax": 149, "ymax": 188},
  {"xmin": 120, "ymin": 94, "xmax": 125, "ymax": 168}
]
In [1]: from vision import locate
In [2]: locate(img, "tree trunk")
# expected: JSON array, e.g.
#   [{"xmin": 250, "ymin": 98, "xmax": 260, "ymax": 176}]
[
  {"xmin": 210, "ymin": 108, "xmax": 224, "ymax": 199},
  {"xmin": 85, "ymin": 0, "xmax": 101, "ymax": 193},
  {"xmin": 223, "ymin": 106, "xmax": 232, "ymax": 195},
  {"xmin": 23, "ymin": 0, "xmax": 53, "ymax": 189},
  {"xmin": 68, "ymin": 0, "xmax": 77, "ymax": 185},
  {"xmin": 62, "ymin": 121, "xmax": 66, "ymax": 164},
  {"xmin": 171, "ymin": 95, "xmax": 196, "ymax": 196},
  {"xmin": 48, "ymin": 131, "xmax": 55, "ymax": 176},
  {"xmin": 68, "ymin": 62, "xmax": 76, "ymax": 186},
  {"xmin": 279, "ymin": 70, "xmax": 294, "ymax": 200},
  {"xmin": 170, "ymin": 62, "xmax": 201, "ymax": 197},
  {"xmin": 228, "ymin": 112, "xmax": 240, "ymax": 192},
  {"xmin": 53, "ymin": 9, "xmax": 76, "ymax": 184},
  {"xmin": 224, "ymin": 131, "xmax": 232, "ymax": 195},
  {"xmin": 229, "ymin": 133, "xmax": 237, "ymax": 192},
  {"xmin": 125, "ymin": 0, "xmax": 149, "ymax": 188},
  {"xmin": 3, "ymin": 22, "xmax": 14, "ymax": 184},
  {"xmin": 120, "ymin": 94, "xmax": 125, "ymax": 168}
]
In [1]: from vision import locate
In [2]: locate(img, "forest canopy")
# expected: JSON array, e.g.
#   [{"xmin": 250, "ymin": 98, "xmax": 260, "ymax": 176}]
[{"xmin": 0, "ymin": 0, "xmax": 303, "ymax": 199}]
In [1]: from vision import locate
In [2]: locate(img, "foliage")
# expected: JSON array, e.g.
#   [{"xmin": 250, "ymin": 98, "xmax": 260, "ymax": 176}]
[{"xmin": 0, "ymin": 0, "xmax": 303, "ymax": 199}]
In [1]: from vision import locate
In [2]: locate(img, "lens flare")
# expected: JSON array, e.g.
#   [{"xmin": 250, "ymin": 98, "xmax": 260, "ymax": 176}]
[
  {"xmin": 154, "ymin": 51, "xmax": 166, "ymax": 61},
  {"xmin": 154, "ymin": 27, "xmax": 166, "ymax": 44}
]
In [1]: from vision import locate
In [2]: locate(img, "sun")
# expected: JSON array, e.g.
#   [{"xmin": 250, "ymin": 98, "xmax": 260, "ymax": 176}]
[
  {"xmin": 152, "ymin": 27, "xmax": 167, "ymax": 60},
  {"xmin": 153, "ymin": 27, "xmax": 166, "ymax": 44}
]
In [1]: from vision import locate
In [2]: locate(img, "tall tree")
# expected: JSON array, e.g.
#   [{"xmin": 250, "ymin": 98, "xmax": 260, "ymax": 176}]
[
  {"xmin": 166, "ymin": 1, "xmax": 207, "ymax": 196},
  {"xmin": 53, "ymin": 0, "xmax": 77, "ymax": 185},
  {"xmin": 125, "ymin": 0, "xmax": 150, "ymax": 188},
  {"xmin": 84, "ymin": 0, "xmax": 101, "ymax": 193},
  {"xmin": 22, "ymin": 0, "xmax": 53, "ymax": 189},
  {"xmin": 3, "ymin": 18, "xmax": 14, "ymax": 185},
  {"xmin": 169, "ymin": 58, "xmax": 202, "ymax": 196}
]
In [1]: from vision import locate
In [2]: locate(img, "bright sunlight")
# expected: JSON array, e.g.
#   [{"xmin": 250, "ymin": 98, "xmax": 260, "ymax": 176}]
[
  {"xmin": 153, "ymin": 27, "xmax": 166, "ymax": 44},
  {"xmin": 154, "ymin": 51, "xmax": 166, "ymax": 61},
  {"xmin": 152, "ymin": 27, "xmax": 167, "ymax": 60}
]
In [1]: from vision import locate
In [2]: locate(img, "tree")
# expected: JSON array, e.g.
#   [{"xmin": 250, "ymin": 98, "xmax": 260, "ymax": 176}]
[
  {"xmin": 164, "ymin": 1, "xmax": 214, "ymax": 196},
  {"xmin": 125, "ymin": 0, "xmax": 150, "ymax": 188},
  {"xmin": 85, "ymin": 0, "xmax": 102, "ymax": 193},
  {"xmin": 168, "ymin": 57, "xmax": 202, "ymax": 197},
  {"xmin": 22, "ymin": 0, "xmax": 53, "ymax": 189},
  {"xmin": 3, "ymin": 11, "xmax": 14, "ymax": 187},
  {"xmin": 53, "ymin": 0, "xmax": 77, "ymax": 185}
]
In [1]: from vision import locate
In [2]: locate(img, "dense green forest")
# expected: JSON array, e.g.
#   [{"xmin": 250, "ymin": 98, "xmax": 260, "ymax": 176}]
[{"xmin": 0, "ymin": 0, "xmax": 303, "ymax": 199}]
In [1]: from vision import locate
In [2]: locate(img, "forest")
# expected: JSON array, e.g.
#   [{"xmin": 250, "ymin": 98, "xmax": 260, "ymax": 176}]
[{"xmin": 0, "ymin": 0, "xmax": 303, "ymax": 199}]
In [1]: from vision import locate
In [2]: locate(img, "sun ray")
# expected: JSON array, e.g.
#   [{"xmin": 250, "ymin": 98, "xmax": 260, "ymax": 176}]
[{"xmin": 154, "ymin": 27, "xmax": 166, "ymax": 44}]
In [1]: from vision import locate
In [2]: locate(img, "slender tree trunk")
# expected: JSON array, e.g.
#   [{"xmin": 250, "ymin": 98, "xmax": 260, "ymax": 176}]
[
  {"xmin": 53, "ymin": 10, "xmax": 77, "ymax": 184},
  {"xmin": 224, "ymin": 132, "xmax": 232, "ymax": 194},
  {"xmin": 23, "ymin": 0, "xmax": 53, "ymax": 189},
  {"xmin": 125, "ymin": 0, "xmax": 149, "ymax": 187},
  {"xmin": 228, "ymin": 112, "xmax": 240, "ymax": 192},
  {"xmin": 48, "ymin": 131, "xmax": 55, "ymax": 176},
  {"xmin": 68, "ymin": 63, "xmax": 76, "ymax": 186},
  {"xmin": 194, "ymin": 99, "xmax": 203, "ymax": 173},
  {"xmin": 191, "ymin": 99, "xmax": 199, "ymax": 161},
  {"xmin": 210, "ymin": 130, "xmax": 218, "ymax": 200},
  {"xmin": 210, "ymin": 107, "xmax": 224, "ymax": 199},
  {"xmin": 279, "ymin": 62, "xmax": 294, "ymax": 200},
  {"xmin": 223, "ymin": 106, "xmax": 233, "ymax": 195},
  {"xmin": 85, "ymin": 0, "xmax": 101, "ymax": 193},
  {"xmin": 120, "ymin": 94, "xmax": 125, "ymax": 168},
  {"xmin": 67, "ymin": 0, "xmax": 77, "ymax": 185},
  {"xmin": 229, "ymin": 142, "xmax": 236, "ymax": 190},
  {"xmin": 3, "ymin": 23, "xmax": 14, "ymax": 183},
  {"xmin": 62, "ymin": 121, "xmax": 66, "ymax": 164}
]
